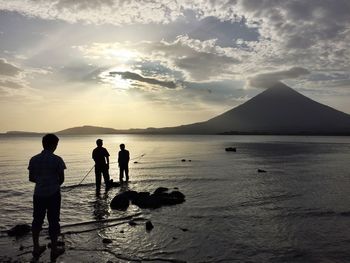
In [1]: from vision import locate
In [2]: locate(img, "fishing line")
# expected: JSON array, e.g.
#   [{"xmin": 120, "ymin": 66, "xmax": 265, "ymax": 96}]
[{"xmin": 62, "ymin": 153, "xmax": 146, "ymax": 192}]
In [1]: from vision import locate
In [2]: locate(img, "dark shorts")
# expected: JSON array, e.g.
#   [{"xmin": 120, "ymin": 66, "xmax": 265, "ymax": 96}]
[{"xmin": 32, "ymin": 191, "xmax": 61, "ymax": 238}]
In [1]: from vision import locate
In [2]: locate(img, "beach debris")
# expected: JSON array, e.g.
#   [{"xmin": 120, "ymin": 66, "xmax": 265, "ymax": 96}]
[
  {"xmin": 145, "ymin": 220, "xmax": 154, "ymax": 231},
  {"xmin": 257, "ymin": 169, "xmax": 267, "ymax": 173},
  {"xmin": 102, "ymin": 238, "xmax": 113, "ymax": 244},
  {"xmin": 7, "ymin": 224, "xmax": 31, "ymax": 237},
  {"xmin": 110, "ymin": 188, "xmax": 186, "ymax": 210},
  {"xmin": 225, "ymin": 147, "xmax": 236, "ymax": 152}
]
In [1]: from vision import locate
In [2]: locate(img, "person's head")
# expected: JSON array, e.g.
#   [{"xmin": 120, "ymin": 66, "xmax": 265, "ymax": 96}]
[
  {"xmin": 120, "ymin": 143, "xmax": 125, "ymax": 150},
  {"xmin": 96, "ymin": 139, "xmax": 103, "ymax": 147},
  {"xmin": 42, "ymin": 134, "xmax": 59, "ymax": 152}
]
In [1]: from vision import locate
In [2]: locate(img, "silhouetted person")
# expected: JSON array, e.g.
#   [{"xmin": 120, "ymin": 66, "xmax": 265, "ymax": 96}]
[
  {"xmin": 118, "ymin": 143, "xmax": 130, "ymax": 182},
  {"xmin": 92, "ymin": 139, "xmax": 110, "ymax": 193},
  {"xmin": 28, "ymin": 134, "xmax": 66, "ymax": 261}
]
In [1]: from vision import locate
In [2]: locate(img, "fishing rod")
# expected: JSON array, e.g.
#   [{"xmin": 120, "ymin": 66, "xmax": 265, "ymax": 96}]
[
  {"xmin": 62, "ymin": 153, "xmax": 146, "ymax": 191},
  {"xmin": 62, "ymin": 165, "xmax": 95, "ymax": 192}
]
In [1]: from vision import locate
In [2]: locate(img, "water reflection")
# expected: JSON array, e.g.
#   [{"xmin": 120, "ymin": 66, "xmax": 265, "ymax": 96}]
[{"xmin": 93, "ymin": 192, "xmax": 110, "ymax": 220}]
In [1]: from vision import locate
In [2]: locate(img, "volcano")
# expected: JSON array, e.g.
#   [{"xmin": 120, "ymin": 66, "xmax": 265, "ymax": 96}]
[{"xmin": 147, "ymin": 82, "xmax": 350, "ymax": 135}]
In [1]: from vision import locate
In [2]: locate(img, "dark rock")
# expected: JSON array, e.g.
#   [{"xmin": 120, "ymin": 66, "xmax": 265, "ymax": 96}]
[
  {"xmin": 180, "ymin": 228, "xmax": 189, "ymax": 232},
  {"xmin": 145, "ymin": 220, "xmax": 154, "ymax": 231},
  {"xmin": 110, "ymin": 192, "xmax": 130, "ymax": 210},
  {"xmin": 225, "ymin": 147, "xmax": 236, "ymax": 152},
  {"xmin": 188, "ymin": 160, "xmax": 192, "ymax": 162},
  {"xmin": 181, "ymin": 159, "xmax": 186, "ymax": 162},
  {"xmin": 258, "ymin": 169, "xmax": 267, "ymax": 173},
  {"xmin": 133, "ymin": 193, "xmax": 161, "ymax": 209},
  {"xmin": 154, "ymin": 187, "xmax": 169, "ymax": 195},
  {"xmin": 122, "ymin": 190, "xmax": 139, "ymax": 201},
  {"xmin": 102, "ymin": 238, "xmax": 113, "ymax": 244},
  {"xmin": 7, "ymin": 224, "xmax": 31, "ymax": 237},
  {"xmin": 128, "ymin": 220, "xmax": 137, "ymax": 226},
  {"xmin": 111, "ymin": 188, "xmax": 186, "ymax": 210},
  {"xmin": 134, "ymin": 161, "xmax": 138, "ymax": 164},
  {"xmin": 48, "ymin": 241, "xmax": 65, "ymax": 248}
]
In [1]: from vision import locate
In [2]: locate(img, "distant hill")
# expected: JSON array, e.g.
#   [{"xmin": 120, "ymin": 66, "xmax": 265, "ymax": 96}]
[
  {"xmin": 57, "ymin": 125, "xmax": 122, "ymax": 135},
  {"xmin": 6, "ymin": 83, "xmax": 350, "ymax": 135}
]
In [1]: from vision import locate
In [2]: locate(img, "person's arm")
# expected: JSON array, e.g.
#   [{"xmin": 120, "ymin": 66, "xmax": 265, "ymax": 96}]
[
  {"xmin": 105, "ymin": 149, "xmax": 110, "ymax": 168},
  {"xmin": 28, "ymin": 159, "xmax": 36, "ymax": 183},
  {"xmin": 106, "ymin": 156, "xmax": 109, "ymax": 169},
  {"xmin": 58, "ymin": 157, "xmax": 66, "ymax": 185},
  {"xmin": 29, "ymin": 169, "xmax": 36, "ymax": 183},
  {"xmin": 59, "ymin": 170, "xmax": 65, "ymax": 185}
]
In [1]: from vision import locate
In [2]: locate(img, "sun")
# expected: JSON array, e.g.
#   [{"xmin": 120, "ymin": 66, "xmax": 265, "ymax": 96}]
[
  {"xmin": 99, "ymin": 66, "xmax": 132, "ymax": 90},
  {"xmin": 107, "ymin": 48, "xmax": 138, "ymax": 61}
]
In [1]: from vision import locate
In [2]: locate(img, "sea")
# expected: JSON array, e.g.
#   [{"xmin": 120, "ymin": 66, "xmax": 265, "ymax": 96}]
[{"xmin": 0, "ymin": 134, "xmax": 350, "ymax": 262}]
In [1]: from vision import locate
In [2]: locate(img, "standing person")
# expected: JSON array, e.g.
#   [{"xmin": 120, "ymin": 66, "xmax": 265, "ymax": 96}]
[
  {"xmin": 118, "ymin": 143, "xmax": 130, "ymax": 183},
  {"xmin": 28, "ymin": 134, "xmax": 66, "ymax": 261},
  {"xmin": 92, "ymin": 139, "xmax": 110, "ymax": 193}
]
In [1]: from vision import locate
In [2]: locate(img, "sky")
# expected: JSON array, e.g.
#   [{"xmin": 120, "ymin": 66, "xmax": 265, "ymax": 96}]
[{"xmin": 0, "ymin": 0, "xmax": 350, "ymax": 132}]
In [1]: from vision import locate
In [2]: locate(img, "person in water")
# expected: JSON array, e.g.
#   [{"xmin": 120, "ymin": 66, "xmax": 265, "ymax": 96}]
[
  {"xmin": 92, "ymin": 139, "xmax": 110, "ymax": 193},
  {"xmin": 28, "ymin": 134, "xmax": 66, "ymax": 261},
  {"xmin": 118, "ymin": 143, "xmax": 130, "ymax": 182}
]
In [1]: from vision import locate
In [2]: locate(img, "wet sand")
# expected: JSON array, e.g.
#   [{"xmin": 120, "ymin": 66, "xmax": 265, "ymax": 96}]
[{"xmin": 1, "ymin": 213, "xmax": 185, "ymax": 263}]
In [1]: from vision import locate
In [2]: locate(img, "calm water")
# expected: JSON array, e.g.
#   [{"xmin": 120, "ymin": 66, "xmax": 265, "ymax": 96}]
[{"xmin": 1, "ymin": 135, "xmax": 350, "ymax": 262}]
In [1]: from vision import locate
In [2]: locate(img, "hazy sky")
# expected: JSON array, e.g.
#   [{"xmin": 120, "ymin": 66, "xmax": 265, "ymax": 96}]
[{"xmin": 0, "ymin": 0, "xmax": 350, "ymax": 132}]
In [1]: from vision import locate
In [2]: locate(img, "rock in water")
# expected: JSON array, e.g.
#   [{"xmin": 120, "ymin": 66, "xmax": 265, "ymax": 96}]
[
  {"xmin": 102, "ymin": 238, "xmax": 113, "ymax": 244},
  {"xmin": 258, "ymin": 169, "xmax": 267, "ymax": 173},
  {"xmin": 145, "ymin": 221, "xmax": 154, "ymax": 231},
  {"xmin": 110, "ymin": 192, "xmax": 130, "ymax": 210},
  {"xmin": 111, "ymin": 188, "xmax": 186, "ymax": 210},
  {"xmin": 7, "ymin": 224, "xmax": 31, "ymax": 237},
  {"xmin": 153, "ymin": 187, "xmax": 169, "ymax": 195},
  {"xmin": 225, "ymin": 147, "xmax": 236, "ymax": 152}
]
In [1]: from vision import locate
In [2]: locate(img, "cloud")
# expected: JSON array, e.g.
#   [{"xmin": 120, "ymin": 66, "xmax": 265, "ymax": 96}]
[
  {"xmin": 0, "ymin": 58, "xmax": 21, "ymax": 76},
  {"xmin": 79, "ymin": 36, "xmax": 241, "ymax": 82},
  {"xmin": 249, "ymin": 67, "xmax": 310, "ymax": 88},
  {"xmin": 0, "ymin": 79, "xmax": 24, "ymax": 89},
  {"xmin": 110, "ymin": 71, "xmax": 177, "ymax": 89}
]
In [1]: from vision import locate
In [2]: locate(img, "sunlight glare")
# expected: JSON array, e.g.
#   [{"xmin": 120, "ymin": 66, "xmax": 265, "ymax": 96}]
[{"xmin": 107, "ymin": 48, "xmax": 138, "ymax": 61}]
